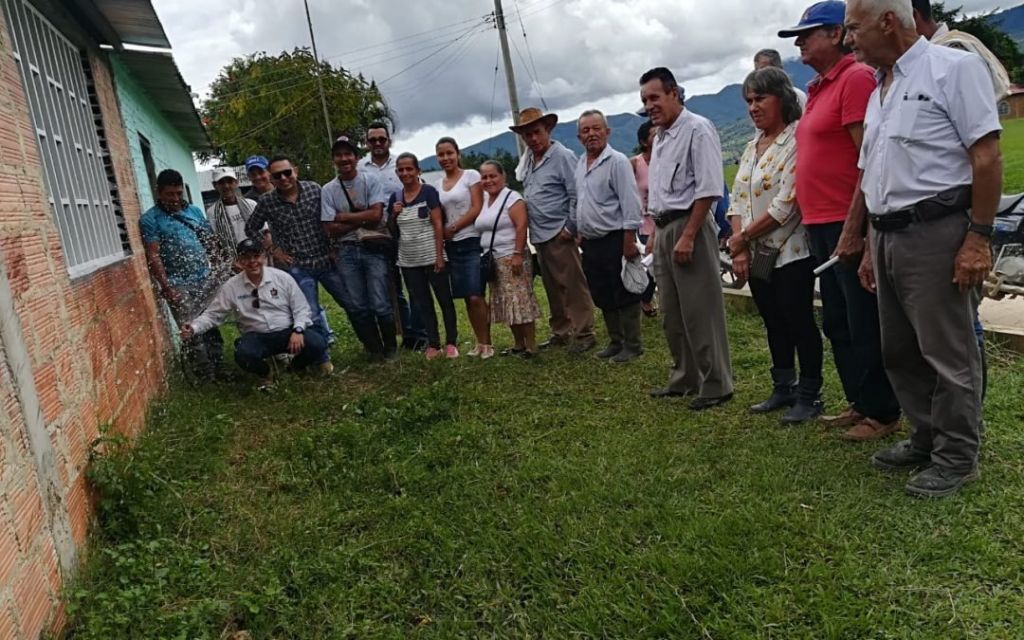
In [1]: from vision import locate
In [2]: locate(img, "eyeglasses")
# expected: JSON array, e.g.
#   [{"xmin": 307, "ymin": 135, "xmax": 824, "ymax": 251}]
[
  {"xmin": 251, "ymin": 288, "xmax": 260, "ymax": 309},
  {"xmin": 270, "ymin": 168, "xmax": 293, "ymax": 180},
  {"xmin": 367, "ymin": 136, "xmax": 388, "ymax": 145}
]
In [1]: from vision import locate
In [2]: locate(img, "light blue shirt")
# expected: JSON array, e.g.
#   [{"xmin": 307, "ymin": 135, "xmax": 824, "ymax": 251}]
[
  {"xmin": 522, "ymin": 141, "xmax": 578, "ymax": 242},
  {"xmin": 572, "ymin": 144, "xmax": 643, "ymax": 240},
  {"xmin": 320, "ymin": 171, "xmax": 387, "ymax": 243}
]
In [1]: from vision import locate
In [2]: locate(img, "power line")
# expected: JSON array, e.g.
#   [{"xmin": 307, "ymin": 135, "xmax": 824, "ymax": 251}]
[
  {"xmin": 207, "ymin": 21, "xmax": 486, "ymax": 101},
  {"xmin": 215, "ymin": 89, "xmax": 319, "ymax": 146},
  {"xmin": 513, "ymin": 0, "xmax": 547, "ymax": 109},
  {"xmin": 377, "ymin": 22, "xmax": 488, "ymax": 86},
  {"xmin": 510, "ymin": 36, "xmax": 546, "ymax": 110},
  {"xmin": 381, "ymin": 24, "xmax": 489, "ymax": 98},
  {"xmin": 487, "ymin": 48, "xmax": 500, "ymax": 152},
  {"xmin": 206, "ymin": 21, "xmax": 487, "ymax": 104}
]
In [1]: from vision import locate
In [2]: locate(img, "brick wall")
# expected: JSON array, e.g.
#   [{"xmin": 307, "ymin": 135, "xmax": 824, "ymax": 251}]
[{"xmin": 0, "ymin": 4, "xmax": 169, "ymax": 636}]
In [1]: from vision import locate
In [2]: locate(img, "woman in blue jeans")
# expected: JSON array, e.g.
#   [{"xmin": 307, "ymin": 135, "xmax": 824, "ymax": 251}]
[{"xmin": 434, "ymin": 138, "xmax": 492, "ymax": 358}]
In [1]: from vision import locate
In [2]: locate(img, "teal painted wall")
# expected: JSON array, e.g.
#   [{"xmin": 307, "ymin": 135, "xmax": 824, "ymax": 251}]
[{"xmin": 110, "ymin": 56, "xmax": 202, "ymax": 213}]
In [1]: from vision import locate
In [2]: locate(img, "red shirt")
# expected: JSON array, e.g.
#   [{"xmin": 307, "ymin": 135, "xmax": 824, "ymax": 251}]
[{"xmin": 795, "ymin": 55, "xmax": 877, "ymax": 225}]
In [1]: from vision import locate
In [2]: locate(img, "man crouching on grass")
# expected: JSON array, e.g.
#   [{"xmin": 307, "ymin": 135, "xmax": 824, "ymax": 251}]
[{"xmin": 181, "ymin": 238, "xmax": 332, "ymax": 391}]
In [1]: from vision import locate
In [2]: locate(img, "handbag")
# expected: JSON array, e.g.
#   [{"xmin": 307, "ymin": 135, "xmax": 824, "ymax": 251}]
[
  {"xmin": 743, "ymin": 141, "xmax": 800, "ymax": 283},
  {"xmin": 479, "ymin": 191, "xmax": 513, "ymax": 283},
  {"xmin": 339, "ymin": 178, "xmax": 393, "ymax": 248}
]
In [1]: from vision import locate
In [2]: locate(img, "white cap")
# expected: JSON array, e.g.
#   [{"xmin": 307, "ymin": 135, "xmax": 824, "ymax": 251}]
[
  {"xmin": 212, "ymin": 166, "xmax": 237, "ymax": 183},
  {"xmin": 621, "ymin": 256, "xmax": 649, "ymax": 295}
]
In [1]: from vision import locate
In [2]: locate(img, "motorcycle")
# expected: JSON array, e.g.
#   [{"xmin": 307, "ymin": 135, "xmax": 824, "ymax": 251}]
[{"xmin": 985, "ymin": 193, "xmax": 1024, "ymax": 299}]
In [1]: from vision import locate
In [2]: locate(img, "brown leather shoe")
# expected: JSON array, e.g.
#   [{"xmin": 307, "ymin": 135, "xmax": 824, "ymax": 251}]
[
  {"xmin": 820, "ymin": 405, "xmax": 865, "ymax": 429},
  {"xmin": 840, "ymin": 418, "xmax": 901, "ymax": 442}
]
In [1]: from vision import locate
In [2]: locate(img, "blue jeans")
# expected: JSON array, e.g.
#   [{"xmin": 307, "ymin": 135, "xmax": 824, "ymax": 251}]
[
  {"xmin": 337, "ymin": 244, "xmax": 396, "ymax": 353},
  {"xmin": 234, "ymin": 327, "xmax": 328, "ymax": 377},
  {"xmin": 286, "ymin": 263, "xmax": 347, "ymax": 361}
]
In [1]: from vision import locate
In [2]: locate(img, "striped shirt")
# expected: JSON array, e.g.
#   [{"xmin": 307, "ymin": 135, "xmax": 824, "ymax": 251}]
[{"xmin": 390, "ymin": 185, "xmax": 444, "ymax": 268}]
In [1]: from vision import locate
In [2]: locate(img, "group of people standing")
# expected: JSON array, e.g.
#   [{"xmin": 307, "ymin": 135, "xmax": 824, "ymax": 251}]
[{"xmin": 140, "ymin": 0, "xmax": 1001, "ymax": 498}]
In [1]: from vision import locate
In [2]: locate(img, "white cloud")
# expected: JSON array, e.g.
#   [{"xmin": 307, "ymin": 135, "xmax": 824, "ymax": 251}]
[{"xmin": 155, "ymin": 0, "xmax": 1010, "ymax": 160}]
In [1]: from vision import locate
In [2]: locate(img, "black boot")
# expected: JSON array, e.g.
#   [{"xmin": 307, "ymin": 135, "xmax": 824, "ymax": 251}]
[
  {"xmin": 780, "ymin": 377, "xmax": 824, "ymax": 425},
  {"xmin": 749, "ymin": 368, "xmax": 796, "ymax": 413},
  {"xmin": 596, "ymin": 308, "xmax": 623, "ymax": 359},
  {"xmin": 378, "ymin": 315, "xmax": 399, "ymax": 361},
  {"xmin": 611, "ymin": 304, "xmax": 644, "ymax": 363}
]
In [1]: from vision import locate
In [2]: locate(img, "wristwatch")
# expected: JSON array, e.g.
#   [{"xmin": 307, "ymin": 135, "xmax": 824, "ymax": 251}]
[
  {"xmin": 293, "ymin": 326, "xmax": 304, "ymax": 334},
  {"xmin": 967, "ymin": 221, "xmax": 994, "ymax": 238}
]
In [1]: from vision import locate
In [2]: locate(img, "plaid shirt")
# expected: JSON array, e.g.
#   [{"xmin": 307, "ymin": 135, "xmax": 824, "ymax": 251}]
[{"xmin": 247, "ymin": 180, "xmax": 332, "ymax": 271}]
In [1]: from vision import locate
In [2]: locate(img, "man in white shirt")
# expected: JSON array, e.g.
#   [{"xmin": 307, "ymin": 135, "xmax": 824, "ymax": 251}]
[
  {"xmin": 572, "ymin": 109, "xmax": 645, "ymax": 362},
  {"xmin": 640, "ymin": 67, "xmax": 734, "ymax": 410},
  {"xmin": 846, "ymin": 0, "xmax": 1002, "ymax": 498},
  {"xmin": 359, "ymin": 122, "xmax": 428, "ymax": 351},
  {"xmin": 182, "ymin": 238, "xmax": 332, "ymax": 389},
  {"xmin": 207, "ymin": 166, "xmax": 258, "ymax": 260}
]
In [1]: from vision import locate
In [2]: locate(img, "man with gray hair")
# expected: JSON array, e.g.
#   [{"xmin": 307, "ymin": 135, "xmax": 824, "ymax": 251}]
[
  {"xmin": 753, "ymin": 48, "xmax": 808, "ymax": 108},
  {"xmin": 640, "ymin": 67, "xmax": 734, "ymax": 409},
  {"xmin": 845, "ymin": 0, "xmax": 1002, "ymax": 497},
  {"xmin": 572, "ymin": 110, "xmax": 645, "ymax": 362}
]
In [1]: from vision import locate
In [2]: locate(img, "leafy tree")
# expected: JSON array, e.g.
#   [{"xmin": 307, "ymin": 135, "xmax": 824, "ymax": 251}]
[
  {"xmin": 461, "ymin": 149, "xmax": 523, "ymax": 191},
  {"xmin": 201, "ymin": 48, "xmax": 392, "ymax": 184},
  {"xmin": 933, "ymin": 3, "xmax": 1024, "ymax": 83}
]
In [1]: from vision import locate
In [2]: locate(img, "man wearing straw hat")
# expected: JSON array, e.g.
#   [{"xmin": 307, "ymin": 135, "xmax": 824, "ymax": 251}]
[{"xmin": 511, "ymin": 107, "xmax": 597, "ymax": 354}]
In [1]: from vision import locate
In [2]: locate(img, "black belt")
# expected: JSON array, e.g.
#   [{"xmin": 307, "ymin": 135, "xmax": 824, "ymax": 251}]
[
  {"xmin": 652, "ymin": 208, "xmax": 692, "ymax": 228},
  {"xmin": 868, "ymin": 186, "xmax": 972, "ymax": 232}
]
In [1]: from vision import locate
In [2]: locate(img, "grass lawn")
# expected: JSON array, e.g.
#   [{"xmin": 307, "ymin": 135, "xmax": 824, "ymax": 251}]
[
  {"xmin": 65, "ymin": 290, "xmax": 1024, "ymax": 639},
  {"xmin": 1001, "ymin": 118, "xmax": 1024, "ymax": 194}
]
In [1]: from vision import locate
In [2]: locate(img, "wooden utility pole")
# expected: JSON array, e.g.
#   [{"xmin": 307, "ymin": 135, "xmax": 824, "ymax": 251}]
[
  {"xmin": 304, "ymin": 0, "xmax": 333, "ymax": 146},
  {"xmin": 493, "ymin": 0, "xmax": 525, "ymax": 157}
]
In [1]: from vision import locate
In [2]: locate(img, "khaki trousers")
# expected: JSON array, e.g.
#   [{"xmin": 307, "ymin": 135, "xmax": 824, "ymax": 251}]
[
  {"xmin": 653, "ymin": 214, "xmax": 734, "ymax": 397},
  {"xmin": 535, "ymin": 234, "xmax": 595, "ymax": 342},
  {"xmin": 871, "ymin": 214, "xmax": 982, "ymax": 473}
]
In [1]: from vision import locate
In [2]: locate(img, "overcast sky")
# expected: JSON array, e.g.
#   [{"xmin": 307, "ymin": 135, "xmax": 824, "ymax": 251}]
[{"xmin": 153, "ymin": 0, "xmax": 1009, "ymax": 159}]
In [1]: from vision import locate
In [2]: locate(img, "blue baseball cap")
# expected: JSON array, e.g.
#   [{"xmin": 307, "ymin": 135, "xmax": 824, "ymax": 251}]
[
  {"xmin": 244, "ymin": 155, "xmax": 269, "ymax": 171},
  {"xmin": 778, "ymin": 1, "xmax": 846, "ymax": 37}
]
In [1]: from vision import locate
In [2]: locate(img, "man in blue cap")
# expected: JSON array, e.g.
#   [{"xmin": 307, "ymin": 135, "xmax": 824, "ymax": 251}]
[{"xmin": 780, "ymin": 1, "xmax": 902, "ymax": 443}]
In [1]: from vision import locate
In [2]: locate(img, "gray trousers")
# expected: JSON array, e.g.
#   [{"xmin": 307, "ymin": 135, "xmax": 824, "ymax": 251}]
[
  {"xmin": 871, "ymin": 213, "xmax": 982, "ymax": 472},
  {"xmin": 653, "ymin": 214, "xmax": 734, "ymax": 397}
]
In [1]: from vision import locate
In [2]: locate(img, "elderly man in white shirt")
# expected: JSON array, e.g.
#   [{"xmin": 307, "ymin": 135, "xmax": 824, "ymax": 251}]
[
  {"xmin": 846, "ymin": 0, "xmax": 1002, "ymax": 498},
  {"xmin": 571, "ymin": 109, "xmax": 645, "ymax": 363},
  {"xmin": 640, "ymin": 67, "xmax": 734, "ymax": 410},
  {"xmin": 182, "ymin": 238, "xmax": 332, "ymax": 389}
]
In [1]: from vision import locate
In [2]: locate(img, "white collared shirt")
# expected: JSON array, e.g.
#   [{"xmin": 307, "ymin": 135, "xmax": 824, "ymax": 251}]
[
  {"xmin": 359, "ymin": 153, "xmax": 403, "ymax": 200},
  {"xmin": 572, "ymin": 144, "xmax": 643, "ymax": 240},
  {"xmin": 858, "ymin": 37, "xmax": 1001, "ymax": 214},
  {"xmin": 189, "ymin": 266, "xmax": 312, "ymax": 335},
  {"xmin": 648, "ymin": 109, "xmax": 723, "ymax": 213}
]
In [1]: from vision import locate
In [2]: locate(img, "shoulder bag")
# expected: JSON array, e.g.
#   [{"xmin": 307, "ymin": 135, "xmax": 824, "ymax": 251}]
[
  {"xmin": 479, "ymin": 191, "xmax": 513, "ymax": 283},
  {"xmin": 744, "ymin": 143, "xmax": 800, "ymax": 283},
  {"xmin": 339, "ymin": 179, "xmax": 393, "ymax": 249}
]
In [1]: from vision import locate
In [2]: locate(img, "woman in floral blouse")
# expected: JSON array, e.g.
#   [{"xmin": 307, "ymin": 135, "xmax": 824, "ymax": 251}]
[{"xmin": 727, "ymin": 66, "xmax": 824, "ymax": 425}]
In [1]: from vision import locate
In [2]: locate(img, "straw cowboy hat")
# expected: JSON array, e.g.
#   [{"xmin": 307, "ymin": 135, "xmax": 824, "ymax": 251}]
[{"xmin": 509, "ymin": 107, "xmax": 558, "ymax": 133}]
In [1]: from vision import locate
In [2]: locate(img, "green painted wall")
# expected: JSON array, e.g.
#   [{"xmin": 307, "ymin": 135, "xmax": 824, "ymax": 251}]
[{"xmin": 110, "ymin": 56, "xmax": 202, "ymax": 213}]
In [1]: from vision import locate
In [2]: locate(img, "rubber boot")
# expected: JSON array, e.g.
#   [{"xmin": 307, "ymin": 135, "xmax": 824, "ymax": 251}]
[
  {"xmin": 611, "ymin": 304, "xmax": 644, "ymax": 363},
  {"xmin": 378, "ymin": 315, "xmax": 399, "ymax": 361},
  {"xmin": 596, "ymin": 308, "xmax": 623, "ymax": 359},
  {"xmin": 781, "ymin": 377, "xmax": 824, "ymax": 424},
  {"xmin": 749, "ymin": 368, "xmax": 796, "ymax": 413}
]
